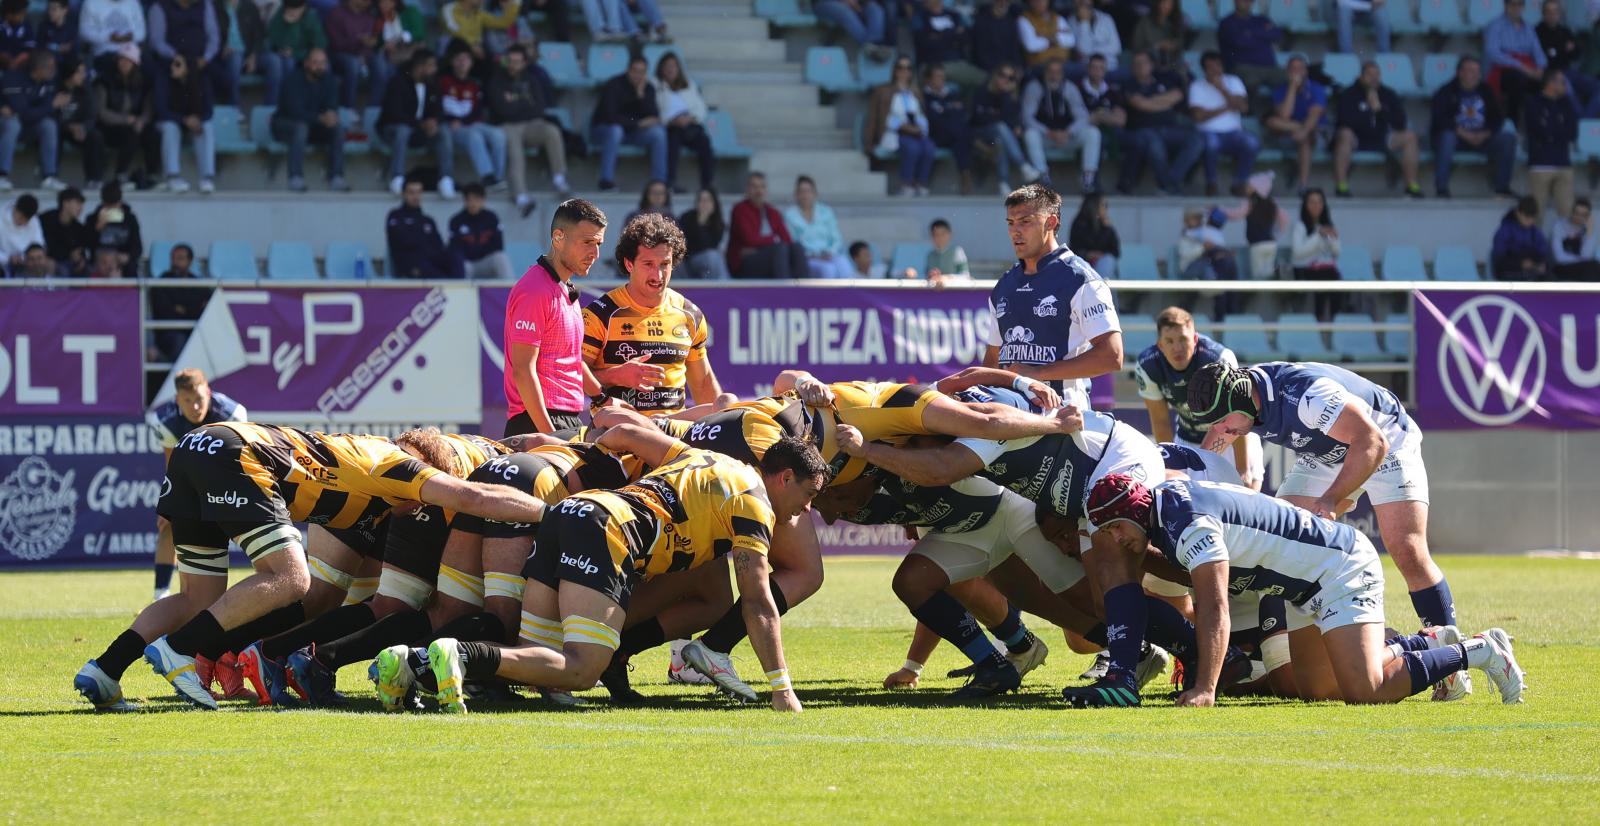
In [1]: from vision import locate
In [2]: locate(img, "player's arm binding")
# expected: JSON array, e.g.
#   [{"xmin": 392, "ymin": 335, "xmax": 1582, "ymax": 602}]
[
  {"xmin": 419, "ymin": 473, "xmax": 548, "ymax": 525},
  {"xmin": 934, "ymin": 366, "xmax": 1061, "ymax": 409},
  {"xmin": 1179, "ymin": 559, "xmax": 1231, "ymax": 708},
  {"xmin": 834, "ymin": 424, "xmax": 984, "ymax": 487},
  {"xmin": 732, "ymin": 548, "xmax": 801, "ymax": 713},
  {"xmin": 591, "ymin": 421, "xmax": 688, "ymax": 468}
]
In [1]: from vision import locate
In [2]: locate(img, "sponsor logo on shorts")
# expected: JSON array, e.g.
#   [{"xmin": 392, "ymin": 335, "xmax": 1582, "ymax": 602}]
[
  {"xmin": 205, "ymin": 491, "xmax": 250, "ymax": 507},
  {"xmin": 1321, "ymin": 607, "xmax": 1338, "ymax": 621},
  {"xmin": 560, "ymin": 552, "xmax": 601, "ymax": 576},
  {"xmin": 1229, "ymin": 573, "xmax": 1255, "ymax": 594}
]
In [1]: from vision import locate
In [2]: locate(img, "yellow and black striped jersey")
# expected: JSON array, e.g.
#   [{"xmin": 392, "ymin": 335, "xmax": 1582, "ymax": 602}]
[
  {"xmin": 577, "ymin": 446, "xmax": 775, "ymax": 579},
  {"xmin": 657, "ymin": 393, "xmax": 813, "ymax": 467},
  {"xmin": 583, "ymin": 286, "xmax": 710, "ymax": 414},
  {"xmin": 216, "ymin": 423, "xmax": 443, "ymax": 530},
  {"xmin": 813, "ymin": 381, "xmax": 942, "ymax": 486},
  {"xmin": 521, "ymin": 443, "xmax": 650, "ymax": 504},
  {"xmin": 439, "ymin": 433, "xmax": 511, "ymax": 478}
]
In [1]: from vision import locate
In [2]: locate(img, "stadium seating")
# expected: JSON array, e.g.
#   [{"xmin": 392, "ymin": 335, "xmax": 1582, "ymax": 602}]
[
  {"xmin": 1374, "ymin": 53, "xmax": 1423, "ymax": 98},
  {"xmin": 505, "ymin": 242, "xmax": 545, "ymax": 275},
  {"xmin": 807, "ymin": 46, "xmax": 864, "ymax": 93},
  {"xmin": 1331, "ymin": 312, "xmax": 1388, "ymax": 361},
  {"xmin": 148, "ymin": 240, "xmax": 180, "ymax": 275},
  {"xmin": 1122, "ymin": 325, "xmax": 1157, "ymax": 358},
  {"xmin": 1277, "ymin": 313, "xmax": 1339, "ymax": 361},
  {"xmin": 540, "ymin": 41, "xmax": 590, "ymax": 88},
  {"xmin": 705, "ymin": 109, "xmax": 753, "ymax": 158},
  {"xmin": 1182, "ymin": 0, "xmax": 1219, "ymax": 29},
  {"xmin": 858, "ymin": 50, "xmax": 894, "ymax": 88},
  {"xmin": 643, "ymin": 45, "xmax": 679, "ymax": 74},
  {"xmin": 1417, "ymin": 0, "xmax": 1472, "ymax": 32},
  {"xmin": 1390, "ymin": 0, "xmax": 1427, "ymax": 33},
  {"xmin": 1119, "ymin": 243, "xmax": 1162, "ymax": 280},
  {"xmin": 1577, "ymin": 119, "xmax": 1600, "ymax": 166},
  {"xmin": 889, "ymin": 242, "xmax": 933, "ymax": 278},
  {"xmin": 1338, "ymin": 243, "xmax": 1377, "ymax": 281},
  {"xmin": 1265, "ymin": 0, "xmax": 1328, "ymax": 33},
  {"xmin": 1322, "ymin": 53, "xmax": 1361, "ymax": 88},
  {"xmin": 267, "ymin": 241, "xmax": 319, "ymax": 279},
  {"xmin": 1380, "ymin": 244, "xmax": 1427, "ymax": 280},
  {"xmin": 251, "ymin": 106, "xmax": 286, "ymax": 154},
  {"xmin": 755, "ymin": 0, "xmax": 819, "ymax": 28},
  {"xmin": 323, "ymin": 241, "xmax": 372, "ymax": 279},
  {"xmin": 1420, "ymin": 53, "xmax": 1459, "ymax": 91},
  {"xmin": 1382, "ymin": 312, "xmax": 1412, "ymax": 357},
  {"xmin": 1432, "ymin": 245, "xmax": 1482, "ymax": 280},
  {"xmin": 587, "ymin": 43, "xmax": 630, "ymax": 83},
  {"xmin": 1220, "ymin": 314, "xmax": 1275, "ymax": 362},
  {"xmin": 208, "ymin": 241, "xmax": 259, "ymax": 280},
  {"xmin": 213, "ymin": 106, "xmax": 256, "ymax": 154}
]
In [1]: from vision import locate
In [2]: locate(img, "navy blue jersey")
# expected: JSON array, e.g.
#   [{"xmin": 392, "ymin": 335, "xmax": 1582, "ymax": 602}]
[
  {"xmin": 1248, "ymin": 362, "xmax": 1413, "ymax": 463},
  {"xmin": 983, "ymin": 245, "xmax": 1120, "ymax": 401},
  {"xmin": 145, "ymin": 391, "xmax": 248, "ymax": 448},
  {"xmin": 1134, "ymin": 334, "xmax": 1237, "ymax": 442},
  {"xmin": 1159, "ymin": 442, "xmax": 1241, "ymax": 486},
  {"xmin": 1150, "ymin": 479, "xmax": 1362, "ymax": 607},
  {"xmin": 841, "ymin": 474, "xmax": 1004, "ymax": 534}
]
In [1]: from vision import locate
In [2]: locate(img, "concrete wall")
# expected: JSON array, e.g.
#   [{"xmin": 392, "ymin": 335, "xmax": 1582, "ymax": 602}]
[{"xmin": 1421, "ymin": 431, "xmax": 1600, "ymax": 553}]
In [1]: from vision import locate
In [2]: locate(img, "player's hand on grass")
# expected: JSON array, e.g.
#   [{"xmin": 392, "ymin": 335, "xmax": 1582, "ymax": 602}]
[
  {"xmin": 796, "ymin": 376, "xmax": 835, "ymax": 407},
  {"xmin": 1175, "ymin": 688, "xmax": 1215, "ymax": 707},
  {"xmin": 883, "ymin": 668, "xmax": 920, "ymax": 689},
  {"xmin": 772, "ymin": 689, "xmax": 802, "ymax": 713},
  {"xmin": 835, "ymin": 424, "xmax": 865, "ymax": 456},
  {"xmin": 1053, "ymin": 405, "xmax": 1083, "ymax": 434}
]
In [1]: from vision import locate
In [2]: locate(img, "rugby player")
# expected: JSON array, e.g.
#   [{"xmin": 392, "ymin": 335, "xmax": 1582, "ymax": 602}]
[
  {"xmin": 1134, "ymin": 308, "xmax": 1263, "ymax": 489},
  {"xmin": 73, "ymin": 424, "xmax": 551, "ymax": 711},
  {"xmin": 584, "ymin": 212, "xmax": 736, "ymax": 416},
  {"xmin": 1085, "ymin": 473, "xmax": 1524, "ymax": 706},
  {"xmin": 377, "ymin": 427, "xmax": 828, "ymax": 713},
  {"xmin": 1188, "ymin": 360, "xmax": 1467, "ymax": 699}
]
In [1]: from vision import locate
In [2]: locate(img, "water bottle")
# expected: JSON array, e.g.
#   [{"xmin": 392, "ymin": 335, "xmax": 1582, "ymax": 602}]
[{"xmin": 354, "ymin": 254, "xmax": 368, "ymax": 280}]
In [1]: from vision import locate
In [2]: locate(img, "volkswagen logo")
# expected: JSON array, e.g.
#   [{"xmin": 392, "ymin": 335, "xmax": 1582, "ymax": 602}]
[{"xmin": 1436, "ymin": 296, "xmax": 1546, "ymax": 426}]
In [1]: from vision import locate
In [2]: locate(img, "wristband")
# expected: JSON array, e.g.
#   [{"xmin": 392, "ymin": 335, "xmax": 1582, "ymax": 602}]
[
  {"xmin": 765, "ymin": 668, "xmax": 792, "ymax": 692},
  {"xmin": 1012, "ymin": 375, "xmax": 1035, "ymax": 396},
  {"xmin": 902, "ymin": 659, "xmax": 924, "ymax": 676}
]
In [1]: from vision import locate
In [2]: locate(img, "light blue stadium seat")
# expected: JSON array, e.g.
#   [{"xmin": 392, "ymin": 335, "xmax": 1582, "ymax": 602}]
[
  {"xmin": 1323, "ymin": 53, "xmax": 1361, "ymax": 87},
  {"xmin": 267, "ymin": 241, "xmax": 318, "ymax": 279},
  {"xmin": 1577, "ymin": 119, "xmax": 1600, "ymax": 162},
  {"xmin": 1265, "ymin": 0, "xmax": 1327, "ymax": 32},
  {"xmin": 1433, "ymin": 245, "xmax": 1482, "ymax": 280},
  {"xmin": 1191, "ymin": 313, "xmax": 1215, "ymax": 339},
  {"xmin": 1332, "ymin": 312, "xmax": 1386, "ymax": 362},
  {"xmin": 504, "ymin": 242, "xmax": 545, "ymax": 276},
  {"xmin": 212, "ymin": 105, "xmax": 255, "ymax": 154},
  {"xmin": 1183, "ymin": 50, "xmax": 1203, "ymax": 79},
  {"xmin": 587, "ymin": 43, "xmax": 630, "ymax": 84},
  {"xmin": 755, "ymin": 0, "xmax": 818, "ymax": 27},
  {"xmin": 1374, "ymin": 53, "xmax": 1422, "ymax": 97},
  {"xmin": 806, "ymin": 46, "xmax": 863, "ymax": 93},
  {"xmin": 1122, "ymin": 326, "xmax": 1157, "ymax": 358},
  {"xmin": 1220, "ymin": 313, "xmax": 1275, "ymax": 362},
  {"xmin": 1420, "ymin": 52, "xmax": 1458, "ymax": 91},
  {"xmin": 1381, "ymin": 244, "xmax": 1427, "ymax": 280},
  {"xmin": 1338, "ymin": 243, "xmax": 1376, "ymax": 280},
  {"xmin": 1417, "ymin": 0, "xmax": 1471, "ymax": 32},
  {"xmin": 1182, "ymin": 0, "xmax": 1219, "ymax": 29},
  {"xmin": 540, "ymin": 41, "xmax": 590, "ymax": 88},
  {"xmin": 889, "ymin": 242, "xmax": 933, "ymax": 278},
  {"xmin": 148, "ymin": 240, "xmax": 181, "ymax": 275},
  {"xmin": 324, "ymin": 241, "xmax": 371, "ymax": 279},
  {"xmin": 1466, "ymin": 0, "xmax": 1501, "ymax": 26},
  {"xmin": 1119, "ymin": 243, "xmax": 1162, "ymax": 279},
  {"xmin": 250, "ymin": 105, "xmax": 285, "ymax": 153},
  {"xmin": 543, "ymin": 106, "xmax": 574, "ymax": 131},
  {"xmin": 208, "ymin": 241, "xmax": 258, "ymax": 280},
  {"xmin": 704, "ymin": 109, "xmax": 753, "ymax": 158},
  {"xmin": 857, "ymin": 49, "xmax": 893, "ymax": 88},
  {"xmin": 1382, "ymin": 312, "xmax": 1412, "ymax": 357},
  {"xmin": 642, "ymin": 44, "xmax": 679, "ymax": 75},
  {"xmin": 1277, "ymin": 312, "xmax": 1338, "ymax": 361},
  {"xmin": 1389, "ymin": 0, "xmax": 1426, "ymax": 32}
]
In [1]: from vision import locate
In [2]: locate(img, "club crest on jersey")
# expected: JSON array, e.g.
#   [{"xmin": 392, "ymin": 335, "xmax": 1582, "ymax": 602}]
[
  {"xmin": 1033, "ymin": 295, "xmax": 1060, "ymax": 317},
  {"xmin": 672, "ymin": 324, "xmax": 690, "ymax": 338}
]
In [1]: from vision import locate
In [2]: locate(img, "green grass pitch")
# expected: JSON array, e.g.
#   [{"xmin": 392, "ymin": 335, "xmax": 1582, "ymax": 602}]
[{"xmin": 4, "ymin": 554, "xmax": 1600, "ymax": 822}]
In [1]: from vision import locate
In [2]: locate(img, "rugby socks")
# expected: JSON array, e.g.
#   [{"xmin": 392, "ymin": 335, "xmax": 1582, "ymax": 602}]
[
  {"xmin": 618, "ymin": 618, "xmax": 667, "ymax": 659},
  {"xmin": 1143, "ymin": 596, "xmax": 1196, "ymax": 664},
  {"xmin": 1101, "ymin": 584, "xmax": 1148, "ymax": 679},
  {"xmin": 430, "ymin": 611, "xmax": 507, "ymax": 645},
  {"xmin": 1402, "ymin": 646, "xmax": 1466, "ymax": 695},
  {"xmin": 315, "ymin": 611, "xmax": 432, "ymax": 670},
  {"xmin": 261, "ymin": 602, "xmax": 372, "ymax": 660},
  {"xmin": 166, "ymin": 610, "xmax": 226, "ymax": 659},
  {"xmin": 219, "ymin": 602, "xmax": 307, "ymax": 656},
  {"xmin": 97, "ymin": 629, "xmax": 149, "ymax": 680},
  {"xmin": 153, "ymin": 563, "xmax": 175, "ymax": 593},
  {"xmin": 1385, "ymin": 633, "xmax": 1433, "ymax": 659},
  {"xmin": 988, "ymin": 605, "xmax": 1033, "ymax": 655},
  {"xmin": 1083, "ymin": 623, "xmax": 1109, "ymax": 647},
  {"xmin": 457, "ymin": 641, "xmax": 503, "ymax": 681},
  {"xmin": 701, "ymin": 577, "xmax": 790, "ymax": 655},
  {"xmin": 909, "ymin": 591, "xmax": 1008, "ymax": 670},
  {"xmin": 1409, "ymin": 579, "xmax": 1457, "ymax": 628}
]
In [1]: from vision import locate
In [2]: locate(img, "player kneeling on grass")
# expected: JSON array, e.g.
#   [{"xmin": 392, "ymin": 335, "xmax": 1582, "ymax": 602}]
[
  {"xmin": 1084, "ymin": 473, "xmax": 1525, "ymax": 706},
  {"xmin": 377, "ymin": 431, "xmax": 828, "ymax": 713}
]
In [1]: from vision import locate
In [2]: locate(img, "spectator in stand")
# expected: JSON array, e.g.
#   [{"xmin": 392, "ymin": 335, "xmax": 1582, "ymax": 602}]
[
  {"xmin": 1131, "ymin": 0, "xmax": 1190, "ymax": 80},
  {"xmin": 1333, "ymin": 60, "xmax": 1422, "ymax": 198},
  {"xmin": 849, "ymin": 240, "xmax": 886, "ymax": 277},
  {"xmin": 784, "ymin": 175, "xmax": 851, "ymax": 279},
  {"xmin": 1335, "ymin": 0, "xmax": 1390, "ymax": 55},
  {"xmin": 261, "ymin": 0, "xmax": 325, "ymax": 105},
  {"xmin": 524, "ymin": 0, "xmax": 568, "ymax": 42},
  {"xmin": 39, "ymin": 0, "xmax": 78, "ymax": 62},
  {"xmin": 489, "ymin": 43, "xmax": 569, "ymax": 217},
  {"xmin": 815, "ymin": 0, "xmax": 892, "ymax": 62},
  {"xmin": 925, "ymin": 218, "xmax": 969, "ymax": 286},
  {"xmin": 94, "ymin": 44, "xmax": 161, "ymax": 189},
  {"xmin": 449, "ymin": 180, "xmax": 512, "ymax": 278},
  {"xmin": 89, "ymin": 181, "xmax": 142, "ymax": 277},
  {"xmin": 726, "ymin": 171, "xmax": 805, "ymax": 278},
  {"xmin": 439, "ymin": 48, "xmax": 507, "ymax": 189},
  {"xmin": 0, "ymin": 50, "xmax": 68, "ymax": 192},
  {"xmin": 376, "ymin": 0, "xmax": 425, "ymax": 85},
  {"xmin": 1068, "ymin": 191, "xmax": 1119, "ymax": 276},
  {"xmin": 1189, "ymin": 50, "xmax": 1257, "ymax": 197},
  {"xmin": 1216, "ymin": 0, "xmax": 1280, "ymax": 96},
  {"xmin": 388, "ymin": 173, "xmax": 463, "ymax": 277},
  {"xmin": 377, "ymin": 49, "xmax": 456, "ymax": 197},
  {"xmin": 17, "ymin": 243, "xmax": 56, "ymax": 276},
  {"xmin": 272, "ymin": 47, "xmax": 349, "ymax": 191},
  {"xmin": 1078, "ymin": 54, "xmax": 1126, "ymax": 154},
  {"xmin": 922, "ymin": 63, "xmax": 975, "ymax": 194},
  {"xmin": 971, "ymin": 0, "xmax": 1023, "ymax": 75},
  {"xmin": 85, "ymin": 246, "xmax": 122, "ymax": 277},
  {"xmin": 147, "ymin": 0, "xmax": 221, "ymax": 126},
  {"xmin": 1290, "ymin": 187, "xmax": 1340, "ymax": 319},
  {"xmin": 653, "ymin": 53, "xmax": 715, "ymax": 194},
  {"xmin": 583, "ymin": 0, "xmax": 669, "ymax": 45},
  {"xmin": 1223, "ymin": 169, "xmax": 1289, "ymax": 277},
  {"xmin": 626, "ymin": 178, "xmax": 670, "ymax": 224},
  {"xmin": 325, "ymin": 0, "xmax": 380, "ymax": 108},
  {"xmin": 915, "ymin": 0, "xmax": 982, "ymax": 89},
  {"xmin": 1067, "ymin": 0, "xmax": 1121, "ymax": 76},
  {"xmin": 867, "ymin": 56, "xmax": 938, "ymax": 196},
  {"xmin": 0, "ymin": 0, "xmax": 35, "ymax": 72},
  {"xmin": 973, "ymin": 64, "xmax": 1040, "ymax": 194},
  {"xmin": 1021, "ymin": 58, "xmax": 1102, "ymax": 192},
  {"xmin": 590, "ymin": 55, "xmax": 667, "ymax": 192},
  {"xmin": 442, "ymin": 0, "xmax": 519, "ymax": 61},
  {"xmin": 1119, "ymin": 50, "xmax": 1202, "ymax": 195},
  {"xmin": 1176, "ymin": 205, "xmax": 1234, "ymax": 279},
  {"xmin": 1537, "ymin": 0, "xmax": 1599, "ymax": 112},
  {"xmin": 1430, "ymin": 56, "xmax": 1515, "ymax": 198},
  {"xmin": 155, "ymin": 53, "xmax": 217, "ymax": 194},
  {"xmin": 679, "ymin": 187, "xmax": 726, "ymax": 279},
  {"xmin": 1266, "ymin": 55, "xmax": 1327, "ymax": 195},
  {"xmin": 0, "ymin": 193, "xmax": 43, "ymax": 273},
  {"xmin": 1485, "ymin": 0, "xmax": 1545, "ymax": 124},
  {"xmin": 80, "ymin": 0, "xmax": 147, "ymax": 67},
  {"xmin": 1017, "ymin": 0, "xmax": 1072, "ymax": 69},
  {"xmin": 40, "ymin": 188, "xmax": 93, "ymax": 276},
  {"xmin": 57, "ymin": 57, "xmax": 103, "ymax": 187},
  {"xmin": 150, "ymin": 243, "xmax": 211, "ymax": 358},
  {"xmin": 1549, "ymin": 197, "xmax": 1600, "ymax": 279},
  {"xmin": 209, "ymin": 0, "xmax": 258, "ymax": 105},
  {"xmin": 1491, "ymin": 196, "xmax": 1550, "ymax": 279},
  {"xmin": 1525, "ymin": 68, "xmax": 1578, "ymax": 219}
]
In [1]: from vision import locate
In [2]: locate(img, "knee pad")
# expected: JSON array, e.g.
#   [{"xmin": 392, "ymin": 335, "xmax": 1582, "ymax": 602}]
[
  {"xmin": 484, "ymin": 571, "xmax": 526, "ymax": 603},
  {"xmin": 1261, "ymin": 633, "xmax": 1292, "ymax": 673},
  {"xmin": 436, "ymin": 564, "xmax": 485, "ymax": 607},
  {"xmin": 519, "ymin": 611, "xmax": 561, "ymax": 648},
  {"xmin": 176, "ymin": 544, "xmax": 229, "ymax": 577},
  {"xmin": 376, "ymin": 567, "xmax": 434, "ymax": 610},
  {"xmin": 561, "ymin": 615, "xmax": 620, "ymax": 651},
  {"xmin": 343, "ymin": 577, "xmax": 380, "ymax": 605},
  {"xmin": 234, "ymin": 524, "xmax": 301, "ymax": 563},
  {"xmin": 307, "ymin": 557, "xmax": 356, "ymax": 591}
]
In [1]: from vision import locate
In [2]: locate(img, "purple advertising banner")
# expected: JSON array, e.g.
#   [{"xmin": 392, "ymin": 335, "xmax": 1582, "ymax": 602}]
[
  {"xmin": 0, "ymin": 287, "xmax": 143, "ymax": 416},
  {"xmin": 1414, "ymin": 290, "xmax": 1600, "ymax": 430},
  {"xmin": 0, "ymin": 418, "xmax": 165, "ymax": 568}
]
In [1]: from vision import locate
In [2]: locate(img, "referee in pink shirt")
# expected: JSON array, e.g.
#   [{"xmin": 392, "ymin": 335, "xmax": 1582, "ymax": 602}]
[{"xmin": 503, "ymin": 199, "xmax": 608, "ymax": 436}]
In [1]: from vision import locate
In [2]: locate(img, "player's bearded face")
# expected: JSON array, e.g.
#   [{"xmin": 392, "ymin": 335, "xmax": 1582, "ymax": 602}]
[
  {"xmin": 772, "ymin": 471, "xmax": 826, "ymax": 521},
  {"xmin": 627, "ymin": 245, "xmax": 673, "ymax": 295}
]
